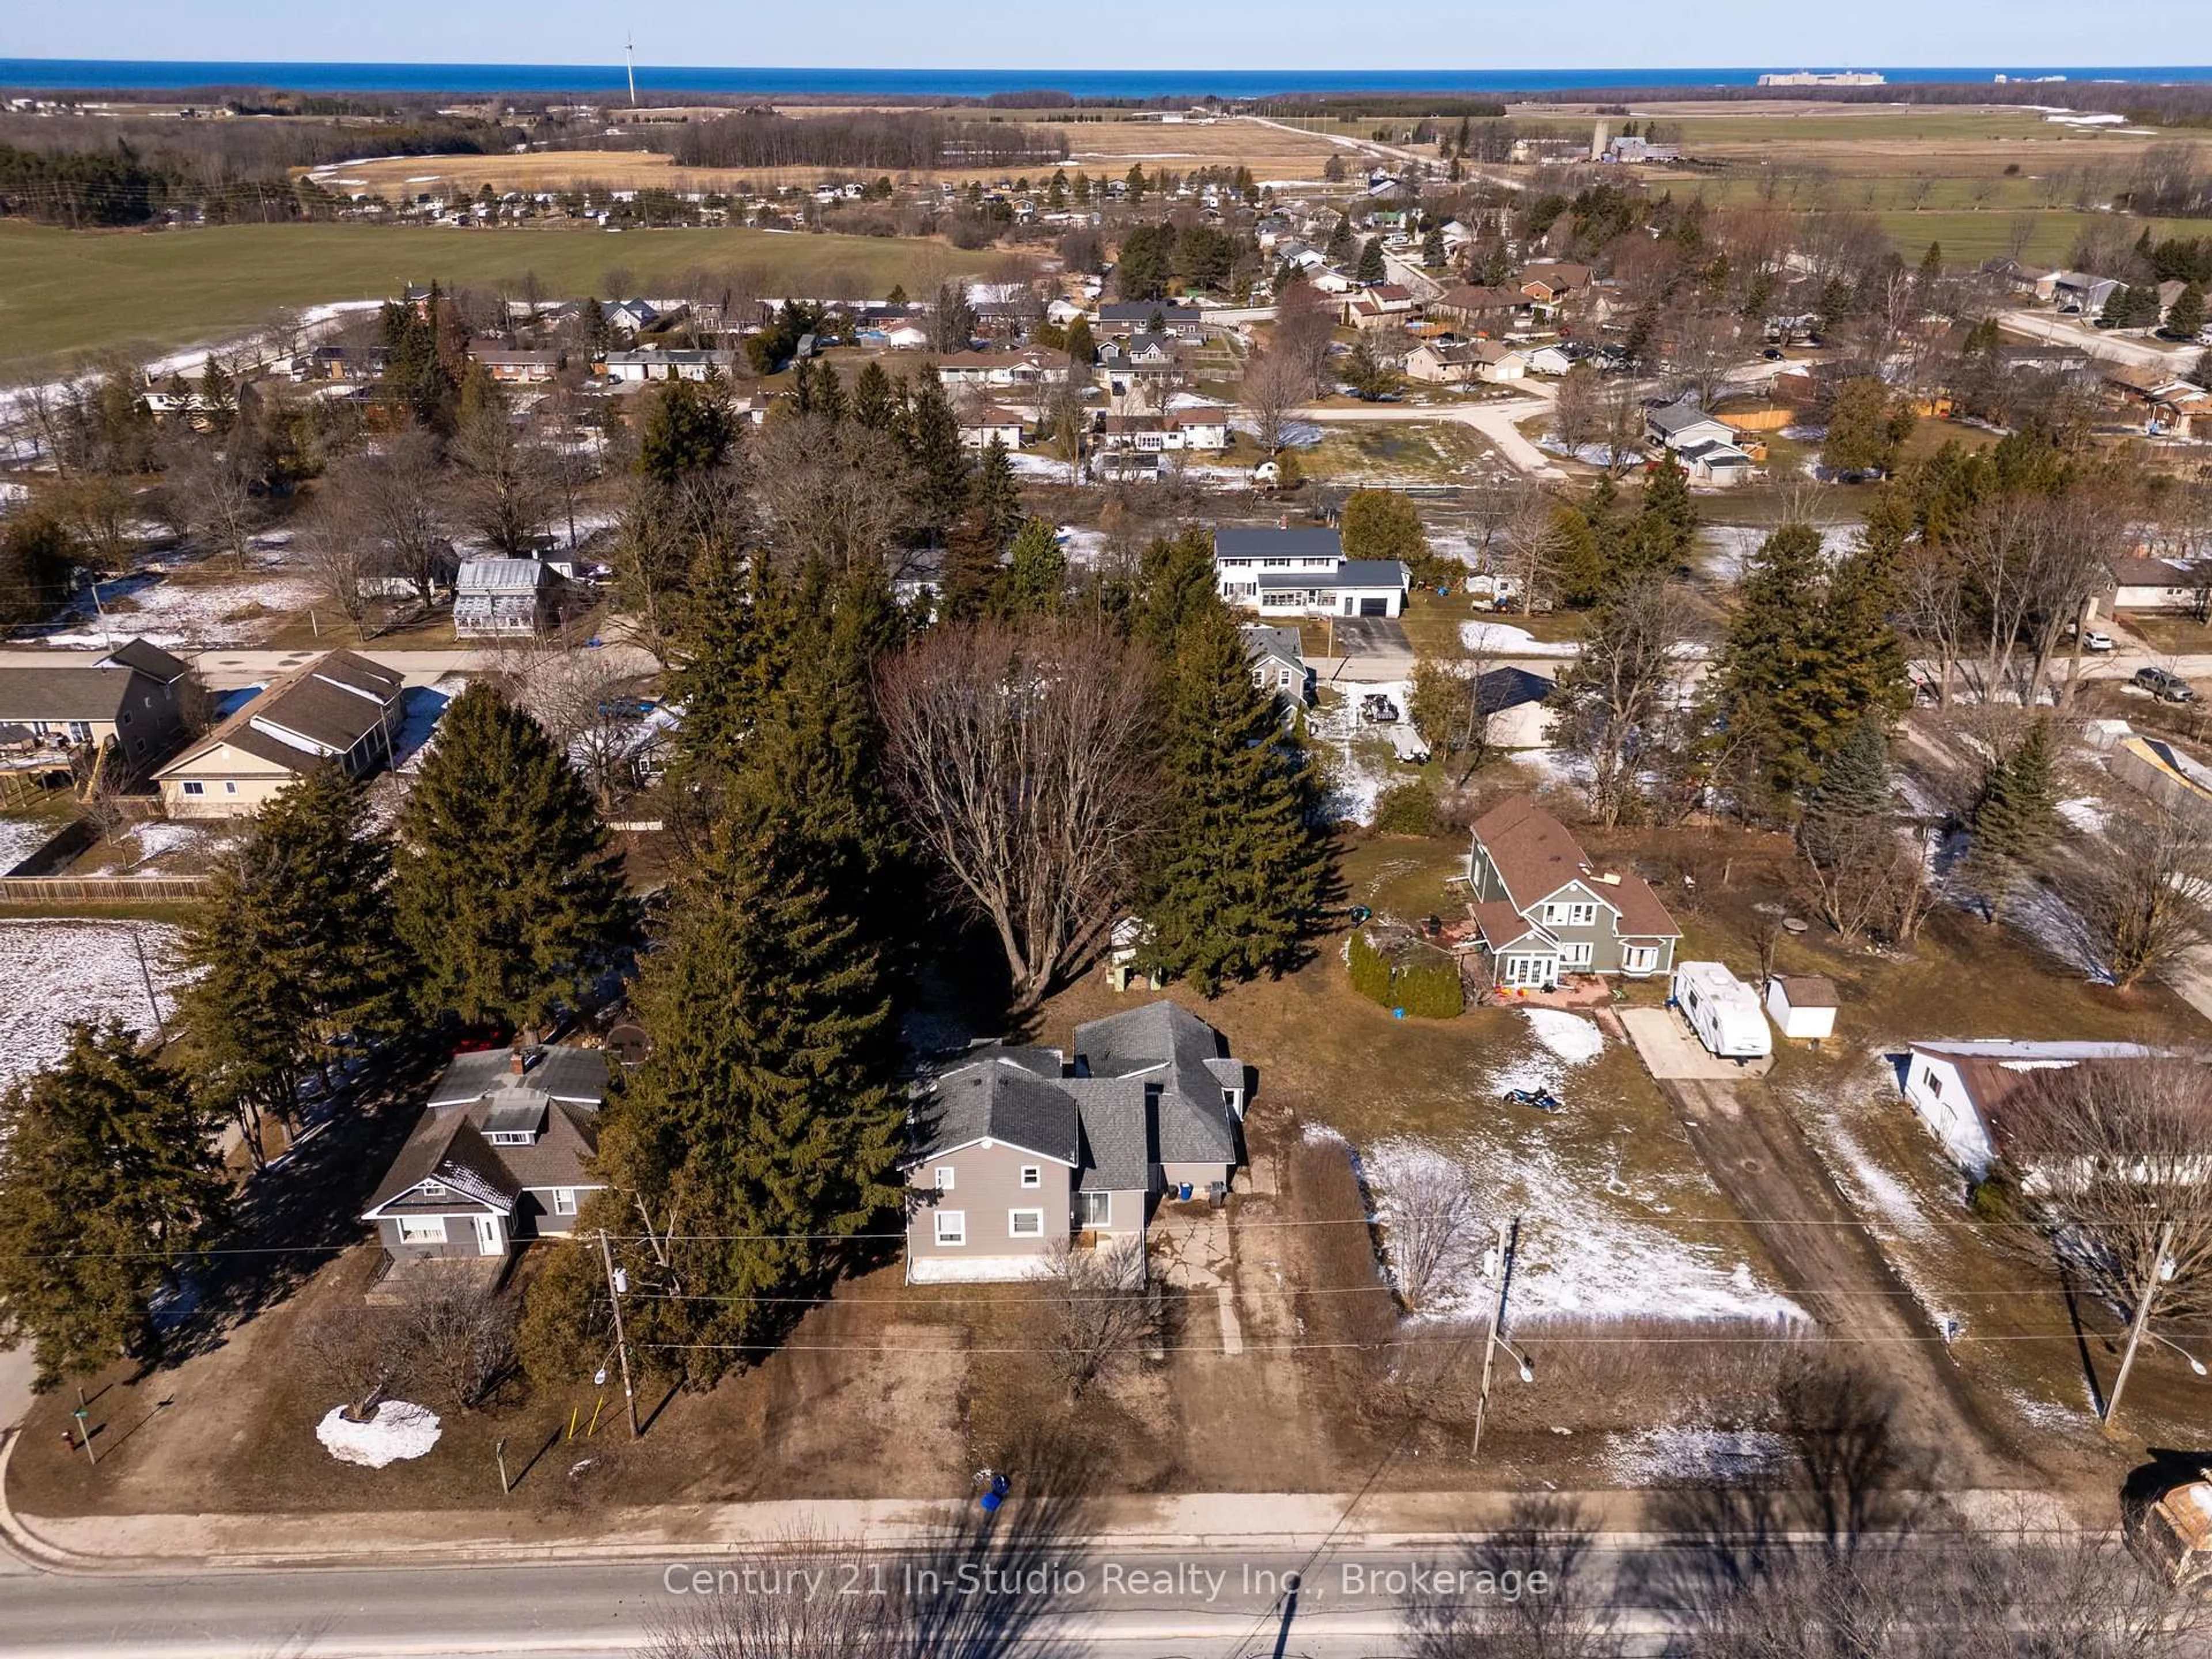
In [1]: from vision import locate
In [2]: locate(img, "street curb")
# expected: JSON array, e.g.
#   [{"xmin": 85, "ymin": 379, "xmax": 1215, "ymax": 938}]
[{"xmin": 0, "ymin": 1446, "xmax": 2102, "ymax": 1580}]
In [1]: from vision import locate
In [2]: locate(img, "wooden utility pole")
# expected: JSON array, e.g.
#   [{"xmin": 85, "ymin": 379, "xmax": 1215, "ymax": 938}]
[
  {"xmin": 2104, "ymin": 1218, "xmax": 2176, "ymax": 1430},
  {"xmin": 1468, "ymin": 1216, "xmax": 1517, "ymax": 1464},
  {"xmin": 597, "ymin": 1227, "xmax": 640, "ymax": 1438}
]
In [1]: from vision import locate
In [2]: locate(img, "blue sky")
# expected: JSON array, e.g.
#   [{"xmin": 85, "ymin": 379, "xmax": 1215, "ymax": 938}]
[{"xmin": 11, "ymin": 1, "xmax": 2211, "ymax": 71}]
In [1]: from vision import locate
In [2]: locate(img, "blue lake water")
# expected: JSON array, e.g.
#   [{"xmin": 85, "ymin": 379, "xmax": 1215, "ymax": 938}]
[{"xmin": 4, "ymin": 59, "xmax": 2211, "ymax": 99}]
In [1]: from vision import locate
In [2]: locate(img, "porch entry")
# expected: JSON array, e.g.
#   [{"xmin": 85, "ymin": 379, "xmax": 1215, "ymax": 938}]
[
  {"xmin": 1498, "ymin": 954, "xmax": 1558, "ymax": 990},
  {"xmin": 472, "ymin": 1215, "xmax": 504, "ymax": 1255}
]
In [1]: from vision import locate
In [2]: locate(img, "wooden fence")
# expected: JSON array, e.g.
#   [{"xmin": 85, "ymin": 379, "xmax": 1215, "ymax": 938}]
[{"xmin": 0, "ymin": 874, "xmax": 211, "ymax": 903}]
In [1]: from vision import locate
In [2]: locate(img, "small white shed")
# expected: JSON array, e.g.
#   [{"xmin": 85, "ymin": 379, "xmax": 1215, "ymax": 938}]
[{"xmin": 1765, "ymin": 975, "xmax": 1839, "ymax": 1043}]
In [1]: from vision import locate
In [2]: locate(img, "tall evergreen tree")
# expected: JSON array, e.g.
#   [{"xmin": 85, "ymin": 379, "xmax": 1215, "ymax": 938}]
[
  {"xmin": 0, "ymin": 1024, "xmax": 228, "ymax": 1389},
  {"xmin": 663, "ymin": 544, "xmax": 805, "ymax": 797},
  {"xmin": 1356, "ymin": 236, "xmax": 1388, "ymax": 285},
  {"xmin": 524, "ymin": 796, "xmax": 905, "ymax": 1390},
  {"xmin": 850, "ymin": 359, "xmax": 899, "ymax": 431},
  {"xmin": 812, "ymin": 361, "xmax": 848, "ymax": 425},
  {"xmin": 1967, "ymin": 719, "xmax": 2058, "ymax": 924},
  {"xmin": 178, "ymin": 767, "xmax": 410, "ymax": 1163},
  {"xmin": 638, "ymin": 376, "xmax": 736, "ymax": 484},
  {"xmin": 1798, "ymin": 716, "xmax": 1894, "ymax": 870},
  {"xmin": 971, "ymin": 437, "xmax": 1022, "ymax": 550},
  {"xmin": 1132, "ymin": 527, "xmax": 1224, "ymax": 658},
  {"xmin": 999, "ymin": 517, "xmax": 1067, "ymax": 618},
  {"xmin": 393, "ymin": 684, "xmax": 631, "ymax": 1028},
  {"xmin": 902, "ymin": 369, "xmax": 969, "ymax": 542},
  {"xmin": 1621, "ymin": 454, "xmax": 1699, "ymax": 577},
  {"xmin": 1142, "ymin": 603, "xmax": 1331, "ymax": 994}
]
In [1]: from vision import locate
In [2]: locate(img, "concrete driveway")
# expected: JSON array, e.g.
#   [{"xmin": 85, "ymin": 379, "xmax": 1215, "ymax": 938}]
[{"xmin": 1619, "ymin": 1005, "xmax": 1775, "ymax": 1081}]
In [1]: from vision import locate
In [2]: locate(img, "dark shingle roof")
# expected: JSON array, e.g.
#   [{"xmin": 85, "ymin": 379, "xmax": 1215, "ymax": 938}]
[
  {"xmin": 99, "ymin": 639, "xmax": 190, "ymax": 683},
  {"xmin": 162, "ymin": 649, "xmax": 402, "ymax": 777},
  {"xmin": 1074, "ymin": 1002, "xmax": 1238, "ymax": 1165},
  {"xmin": 363, "ymin": 1044, "xmax": 612, "ymax": 1219},
  {"xmin": 429, "ymin": 1046, "xmax": 611, "ymax": 1107},
  {"xmin": 1214, "ymin": 527, "xmax": 1343, "ymax": 560},
  {"xmin": 914, "ymin": 1055, "xmax": 1081, "ymax": 1165}
]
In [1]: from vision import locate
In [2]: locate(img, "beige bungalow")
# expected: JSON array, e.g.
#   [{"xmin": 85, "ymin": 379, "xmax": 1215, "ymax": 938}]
[{"xmin": 155, "ymin": 649, "xmax": 405, "ymax": 818}]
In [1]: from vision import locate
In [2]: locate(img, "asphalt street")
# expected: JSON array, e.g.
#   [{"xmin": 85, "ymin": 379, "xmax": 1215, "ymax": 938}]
[{"xmin": 0, "ymin": 1539, "xmax": 1713, "ymax": 1658}]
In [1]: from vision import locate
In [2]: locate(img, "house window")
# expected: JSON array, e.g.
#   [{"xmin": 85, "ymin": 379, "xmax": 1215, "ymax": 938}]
[
  {"xmin": 396, "ymin": 1217, "xmax": 444, "ymax": 1244},
  {"xmin": 1622, "ymin": 944, "xmax": 1659, "ymax": 974},
  {"xmin": 1560, "ymin": 941, "xmax": 1594, "ymax": 968},
  {"xmin": 1543, "ymin": 902, "xmax": 1597, "ymax": 926},
  {"xmin": 419, "ymin": 1180, "xmax": 445, "ymax": 1197},
  {"xmin": 552, "ymin": 1188, "xmax": 577, "ymax": 1216},
  {"xmin": 183, "ymin": 781, "xmax": 205, "ymax": 796},
  {"xmin": 1020, "ymin": 1166, "xmax": 1041, "ymax": 1189},
  {"xmin": 934, "ymin": 1166, "xmax": 956, "ymax": 1193},
  {"xmin": 1009, "ymin": 1209, "xmax": 1044, "ymax": 1238},
  {"xmin": 1925, "ymin": 1070, "xmax": 1942, "ymax": 1099},
  {"xmin": 1076, "ymin": 1191, "xmax": 1111, "ymax": 1228},
  {"xmin": 118, "ymin": 710, "xmax": 131, "ymax": 728},
  {"xmin": 224, "ymin": 782, "xmax": 238, "ymax": 794},
  {"xmin": 934, "ymin": 1210, "xmax": 967, "ymax": 1247},
  {"xmin": 487, "ymin": 1131, "xmax": 535, "ymax": 1146}
]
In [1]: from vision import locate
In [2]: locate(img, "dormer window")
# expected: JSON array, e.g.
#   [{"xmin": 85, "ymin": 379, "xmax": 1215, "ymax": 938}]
[
  {"xmin": 419, "ymin": 1179, "xmax": 445, "ymax": 1197},
  {"xmin": 487, "ymin": 1130, "xmax": 536, "ymax": 1146}
]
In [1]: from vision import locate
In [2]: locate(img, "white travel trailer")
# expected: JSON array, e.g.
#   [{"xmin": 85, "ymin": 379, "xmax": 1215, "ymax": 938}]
[{"xmin": 1670, "ymin": 961, "xmax": 1772, "ymax": 1062}]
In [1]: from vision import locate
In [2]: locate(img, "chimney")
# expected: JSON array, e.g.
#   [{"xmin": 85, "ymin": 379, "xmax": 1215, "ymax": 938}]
[{"xmin": 510, "ymin": 1050, "xmax": 527, "ymax": 1077}]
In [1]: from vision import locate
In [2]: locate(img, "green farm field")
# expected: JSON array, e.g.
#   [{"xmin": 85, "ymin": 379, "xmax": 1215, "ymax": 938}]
[{"xmin": 0, "ymin": 221, "xmax": 1026, "ymax": 378}]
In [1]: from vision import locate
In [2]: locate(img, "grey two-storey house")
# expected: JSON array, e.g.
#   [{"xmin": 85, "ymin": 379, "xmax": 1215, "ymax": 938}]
[
  {"xmin": 1467, "ymin": 796, "xmax": 1681, "ymax": 989},
  {"xmin": 904, "ymin": 1001, "xmax": 1249, "ymax": 1283}
]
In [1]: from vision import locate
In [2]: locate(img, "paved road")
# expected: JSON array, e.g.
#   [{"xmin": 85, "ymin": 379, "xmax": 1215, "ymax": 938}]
[
  {"xmin": 0, "ymin": 1540, "xmax": 1694, "ymax": 1657},
  {"xmin": 0, "ymin": 644, "xmax": 662, "ymax": 694},
  {"xmin": 1998, "ymin": 310, "xmax": 2201, "ymax": 374}
]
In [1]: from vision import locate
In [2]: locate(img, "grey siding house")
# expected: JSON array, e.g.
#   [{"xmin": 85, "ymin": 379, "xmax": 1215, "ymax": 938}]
[
  {"xmin": 1467, "ymin": 796, "xmax": 1681, "ymax": 989},
  {"xmin": 0, "ymin": 638, "xmax": 191, "ymax": 780},
  {"xmin": 905, "ymin": 1002, "xmax": 1249, "ymax": 1283},
  {"xmin": 361, "ymin": 1045, "xmax": 611, "ymax": 1266}
]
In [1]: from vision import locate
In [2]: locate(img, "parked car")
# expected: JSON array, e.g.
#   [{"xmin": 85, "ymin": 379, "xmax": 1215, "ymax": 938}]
[
  {"xmin": 2134, "ymin": 666, "xmax": 2197, "ymax": 703},
  {"xmin": 2081, "ymin": 630, "xmax": 2115, "ymax": 653}
]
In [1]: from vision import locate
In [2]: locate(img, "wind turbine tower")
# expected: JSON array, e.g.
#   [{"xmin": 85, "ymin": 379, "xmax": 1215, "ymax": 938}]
[{"xmin": 625, "ymin": 35, "xmax": 638, "ymax": 109}]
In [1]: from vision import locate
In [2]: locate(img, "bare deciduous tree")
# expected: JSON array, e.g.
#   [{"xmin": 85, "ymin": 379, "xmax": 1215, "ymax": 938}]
[
  {"xmin": 1238, "ymin": 345, "xmax": 1306, "ymax": 456},
  {"xmin": 1382, "ymin": 1160, "xmax": 1479, "ymax": 1311},
  {"xmin": 298, "ymin": 1300, "xmax": 414, "ymax": 1423},
  {"xmin": 876, "ymin": 617, "xmax": 1156, "ymax": 1009},
  {"xmin": 160, "ymin": 434, "xmax": 260, "ymax": 567},
  {"xmin": 1548, "ymin": 577, "xmax": 1693, "ymax": 827},
  {"xmin": 297, "ymin": 492, "xmax": 376, "ymax": 638},
  {"xmin": 450, "ymin": 394, "xmax": 555, "ymax": 555},
  {"xmin": 747, "ymin": 416, "xmax": 907, "ymax": 575},
  {"xmin": 1040, "ymin": 1236, "xmax": 1158, "ymax": 1400},
  {"xmin": 395, "ymin": 1260, "xmax": 518, "ymax": 1412},
  {"xmin": 2072, "ymin": 808, "xmax": 2212, "ymax": 991},
  {"xmin": 1549, "ymin": 362, "xmax": 1601, "ymax": 459},
  {"xmin": 331, "ymin": 427, "xmax": 453, "ymax": 603},
  {"xmin": 2003, "ymin": 1058, "xmax": 2212, "ymax": 1326}
]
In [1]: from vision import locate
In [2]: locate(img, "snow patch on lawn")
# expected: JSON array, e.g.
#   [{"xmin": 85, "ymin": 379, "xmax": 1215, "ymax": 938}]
[
  {"xmin": 1359, "ymin": 1133, "xmax": 1806, "ymax": 1325},
  {"xmin": 1460, "ymin": 620, "xmax": 1578, "ymax": 658},
  {"xmin": 0, "ymin": 817, "xmax": 55, "ymax": 874},
  {"xmin": 44, "ymin": 570, "xmax": 320, "ymax": 649},
  {"xmin": 0, "ymin": 920, "xmax": 191, "ymax": 1088},
  {"xmin": 2056, "ymin": 796, "xmax": 2109, "ymax": 834},
  {"xmin": 316, "ymin": 1400, "xmax": 442, "ymax": 1467},
  {"xmin": 1698, "ymin": 522, "xmax": 1859, "ymax": 583},
  {"xmin": 1309, "ymin": 680, "xmax": 1411, "ymax": 825},
  {"xmin": 1601, "ymin": 1426, "xmax": 1787, "ymax": 1485},
  {"xmin": 1520, "ymin": 1007, "xmax": 1604, "ymax": 1066}
]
